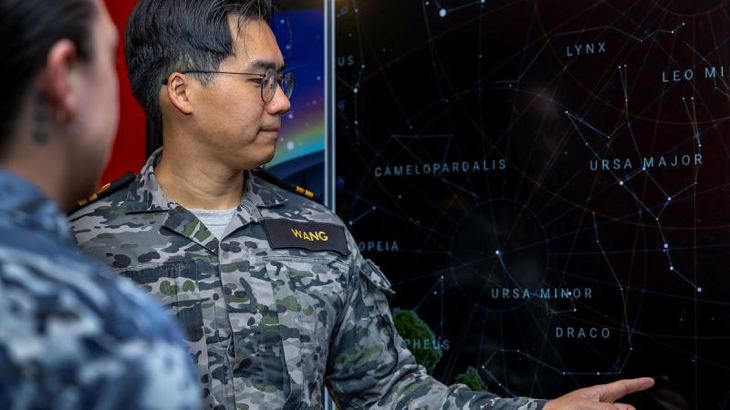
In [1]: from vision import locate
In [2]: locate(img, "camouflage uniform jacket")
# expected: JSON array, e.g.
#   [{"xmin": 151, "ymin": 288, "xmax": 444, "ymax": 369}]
[
  {"xmin": 69, "ymin": 150, "xmax": 546, "ymax": 410},
  {"xmin": 0, "ymin": 169, "xmax": 201, "ymax": 410}
]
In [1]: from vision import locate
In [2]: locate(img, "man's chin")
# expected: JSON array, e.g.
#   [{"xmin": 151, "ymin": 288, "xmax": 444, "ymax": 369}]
[
  {"xmin": 258, "ymin": 152, "xmax": 277, "ymax": 168},
  {"xmin": 237, "ymin": 151, "xmax": 277, "ymax": 171}
]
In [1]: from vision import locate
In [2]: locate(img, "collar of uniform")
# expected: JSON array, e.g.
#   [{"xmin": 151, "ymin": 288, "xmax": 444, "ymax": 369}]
[
  {"xmin": 244, "ymin": 171, "xmax": 288, "ymax": 209},
  {"xmin": 162, "ymin": 205, "xmax": 220, "ymax": 254},
  {"xmin": 125, "ymin": 149, "xmax": 288, "ymax": 214},
  {"xmin": 0, "ymin": 169, "xmax": 74, "ymax": 245},
  {"xmin": 124, "ymin": 148, "xmax": 179, "ymax": 214},
  {"xmin": 209, "ymin": 170, "xmax": 285, "ymax": 240},
  {"xmin": 122, "ymin": 149, "xmax": 287, "ymax": 246}
]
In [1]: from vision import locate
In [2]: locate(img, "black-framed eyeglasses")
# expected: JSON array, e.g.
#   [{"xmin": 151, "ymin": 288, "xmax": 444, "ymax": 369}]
[{"xmin": 161, "ymin": 67, "xmax": 295, "ymax": 103}]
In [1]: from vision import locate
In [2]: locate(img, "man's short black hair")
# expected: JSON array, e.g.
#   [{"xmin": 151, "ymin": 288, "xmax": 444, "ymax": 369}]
[
  {"xmin": 0, "ymin": 0, "xmax": 96, "ymax": 153},
  {"xmin": 125, "ymin": 0, "xmax": 274, "ymax": 128}
]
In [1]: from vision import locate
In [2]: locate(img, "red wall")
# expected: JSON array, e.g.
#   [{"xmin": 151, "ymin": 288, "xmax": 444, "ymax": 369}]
[{"xmin": 101, "ymin": 0, "xmax": 147, "ymax": 185}]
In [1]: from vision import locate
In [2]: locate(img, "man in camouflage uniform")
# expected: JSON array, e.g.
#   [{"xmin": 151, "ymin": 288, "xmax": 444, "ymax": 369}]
[
  {"xmin": 69, "ymin": 0, "xmax": 654, "ymax": 409},
  {"xmin": 0, "ymin": 0, "xmax": 200, "ymax": 408}
]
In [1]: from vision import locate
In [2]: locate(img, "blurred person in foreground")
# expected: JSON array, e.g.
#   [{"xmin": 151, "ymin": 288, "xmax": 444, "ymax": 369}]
[
  {"xmin": 0, "ymin": 0, "xmax": 201, "ymax": 408},
  {"xmin": 69, "ymin": 0, "xmax": 654, "ymax": 408}
]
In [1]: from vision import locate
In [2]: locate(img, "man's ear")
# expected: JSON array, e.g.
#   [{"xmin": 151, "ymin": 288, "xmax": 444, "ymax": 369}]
[
  {"xmin": 165, "ymin": 73, "xmax": 194, "ymax": 116},
  {"xmin": 41, "ymin": 39, "xmax": 78, "ymax": 123}
]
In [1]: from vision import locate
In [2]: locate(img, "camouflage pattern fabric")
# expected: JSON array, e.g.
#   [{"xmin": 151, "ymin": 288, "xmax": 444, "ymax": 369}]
[
  {"xmin": 0, "ymin": 169, "xmax": 201, "ymax": 410},
  {"xmin": 69, "ymin": 149, "xmax": 547, "ymax": 410}
]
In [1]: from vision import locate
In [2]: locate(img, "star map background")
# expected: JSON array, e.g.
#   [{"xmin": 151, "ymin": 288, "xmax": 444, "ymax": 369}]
[
  {"xmin": 334, "ymin": 1, "xmax": 730, "ymax": 408},
  {"xmin": 268, "ymin": 5, "xmax": 326, "ymax": 196}
]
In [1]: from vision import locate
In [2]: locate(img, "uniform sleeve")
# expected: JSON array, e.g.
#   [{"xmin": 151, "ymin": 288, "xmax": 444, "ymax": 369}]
[{"xmin": 324, "ymin": 237, "xmax": 547, "ymax": 410}]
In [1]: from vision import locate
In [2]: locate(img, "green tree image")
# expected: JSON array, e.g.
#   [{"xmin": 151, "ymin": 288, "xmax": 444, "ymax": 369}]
[
  {"xmin": 392, "ymin": 309, "xmax": 443, "ymax": 371},
  {"xmin": 454, "ymin": 366, "xmax": 488, "ymax": 392}
]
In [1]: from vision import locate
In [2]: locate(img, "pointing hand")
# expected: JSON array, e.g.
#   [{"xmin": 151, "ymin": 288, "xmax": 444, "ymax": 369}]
[{"xmin": 543, "ymin": 377, "xmax": 655, "ymax": 410}]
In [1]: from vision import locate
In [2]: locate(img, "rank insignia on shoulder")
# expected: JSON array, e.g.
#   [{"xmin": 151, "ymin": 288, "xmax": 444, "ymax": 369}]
[
  {"xmin": 253, "ymin": 168, "xmax": 322, "ymax": 204},
  {"xmin": 74, "ymin": 172, "xmax": 136, "ymax": 209},
  {"xmin": 263, "ymin": 219, "xmax": 350, "ymax": 256}
]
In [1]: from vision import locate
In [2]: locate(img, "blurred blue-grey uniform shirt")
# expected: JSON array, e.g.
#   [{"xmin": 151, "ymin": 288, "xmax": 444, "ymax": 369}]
[{"xmin": 0, "ymin": 169, "xmax": 201, "ymax": 410}]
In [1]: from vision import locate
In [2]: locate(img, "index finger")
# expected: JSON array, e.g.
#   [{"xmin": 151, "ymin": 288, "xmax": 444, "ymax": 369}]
[{"xmin": 598, "ymin": 378, "xmax": 655, "ymax": 403}]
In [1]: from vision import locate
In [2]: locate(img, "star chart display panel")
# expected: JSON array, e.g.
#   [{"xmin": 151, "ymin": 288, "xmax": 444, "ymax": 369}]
[
  {"xmin": 335, "ymin": 1, "xmax": 730, "ymax": 408},
  {"xmin": 267, "ymin": 3, "xmax": 326, "ymax": 196}
]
